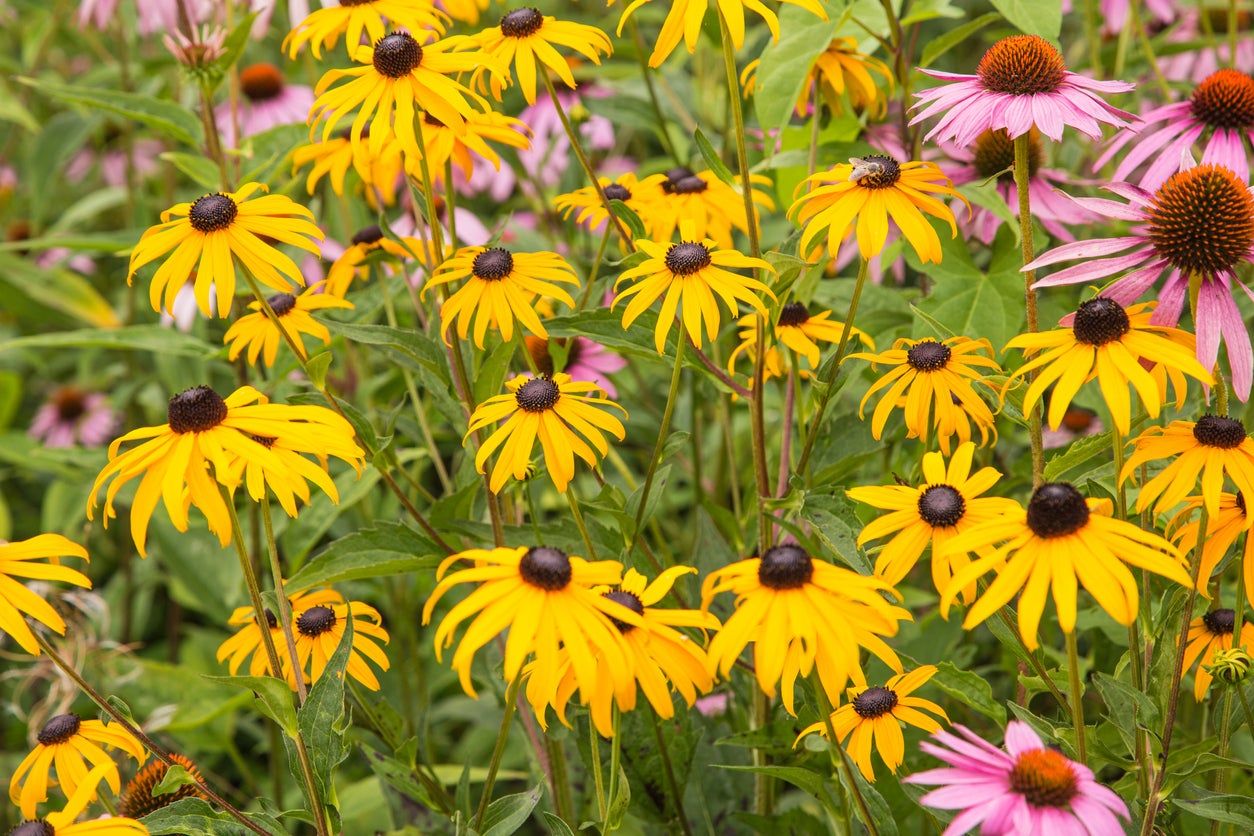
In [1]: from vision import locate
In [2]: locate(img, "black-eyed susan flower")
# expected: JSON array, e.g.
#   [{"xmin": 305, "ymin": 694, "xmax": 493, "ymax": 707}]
[
  {"xmin": 938, "ymin": 483, "xmax": 1194, "ymax": 650},
  {"xmin": 10, "ymin": 765, "xmax": 147, "ymax": 834},
  {"xmin": 797, "ymin": 665, "xmax": 948, "ymax": 781},
  {"xmin": 216, "ymin": 589, "xmax": 343, "ymax": 678},
  {"xmin": 554, "ymin": 172, "xmax": 667, "ymax": 236},
  {"xmin": 118, "ymin": 753, "xmax": 202, "ymax": 819},
  {"xmin": 310, "ymin": 31, "xmax": 499, "ymax": 160},
  {"xmin": 466, "ymin": 8, "xmax": 612, "ymax": 104},
  {"xmin": 324, "ymin": 225, "xmax": 434, "ymax": 297},
  {"xmin": 789, "ymin": 155, "xmax": 965, "ymax": 263},
  {"xmin": 1185, "ymin": 608, "xmax": 1254, "ymax": 700},
  {"xmin": 614, "ymin": 219, "xmax": 775, "ymax": 354},
  {"xmin": 848, "ymin": 442, "xmax": 1020, "ymax": 604},
  {"xmin": 703, "ymin": 544, "xmax": 911, "ymax": 715},
  {"xmin": 407, "ymin": 110, "xmax": 532, "ymax": 184},
  {"xmin": 292, "ymin": 129, "xmax": 405, "ymax": 203},
  {"xmin": 0, "ymin": 534, "xmax": 90, "ymax": 656},
  {"xmin": 9, "ymin": 714, "xmax": 145, "ymax": 817},
  {"xmin": 468, "ymin": 373, "xmax": 625, "ymax": 493},
  {"xmin": 1121, "ymin": 416, "xmax": 1254, "ymax": 521},
  {"xmin": 423, "ymin": 246, "xmax": 579, "ymax": 348},
  {"xmin": 422, "ymin": 545, "xmax": 640, "ymax": 699},
  {"xmin": 285, "ymin": 594, "xmax": 391, "ymax": 691},
  {"xmin": 88, "ymin": 386, "xmax": 365, "ymax": 555},
  {"xmin": 849, "ymin": 337, "xmax": 1000, "ymax": 450},
  {"xmin": 726, "ymin": 302, "xmax": 874, "ymax": 383},
  {"xmin": 127, "ymin": 184, "xmax": 323, "ymax": 317},
  {"xmin": 1003, "ymin": 299, "xmax": 1211, "ymax": 437},
  {"xmin": 650, "ymin": 167, "xmax": 774, "ymax": 249},
  {"xmin": 224, "ymin": 285, "xmax": 352, "ymax": 368},
  {"xmin": 617, "ymin": 0, "xmax": 826, "ymax": 68},
  {"xmin": 527, "ymin": 567, "xmax": 720, "ymax": 737},
  {"xmin": 283, "ymin": 0, "xmax": 449, "ymax": 59},
  {"xmin": 1168, "ymin": 493, "xmax": 1254, "ymax": 608},
  {"xmin": 742, "ymin": 37, "xmax": 892, "ymax": 118}
]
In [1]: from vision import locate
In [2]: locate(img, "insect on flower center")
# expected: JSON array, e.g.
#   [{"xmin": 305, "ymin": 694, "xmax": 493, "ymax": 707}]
[
  {"xmin": 1025, "ymin": 483, "xmax": 1090, "ymax": 538},
  {"xmin": 519, "ymin": 546, "xmax": 572, "ymax": 590},
  {"xmin": 906, "ymin": 340, "xmax": 951, "ymax": 371},
  {"xmin": 296, "ymin": 605, "xmax": 337, "ymax": 637},
  {"xmin": 1193, "ymin": 414, "xmax": 1248, "ymax": 448},
  {"xmin": 852, "ymin": 686, "xmax": 898, "ymax": 718},
  {"xmin": 188, "ymin": 193, "xmax": 238, "ymax": 233},
  {"xmin": 239, "ymin": 63, "xmax": 285, "ymax": 102},
  {"xmin": 976, "ymin": 35, "xmax": 1067, "ymax": 95},
  {"xmin": 849, "ymin": 155, "xmax": 901, "ymax": 189},
  {"xmin": 37, "ymin": 713, "xmax": 81, "ymax": 745},
  {"xmin": 603, "ymin": 183, "xmax": 632, "ymax": 202},
  {"xmin": 665, "ymin": 242, "xmax": 712, "ymax": 276},
  {"xmin": 8, "ymin": 823, "xmax": 54, "ymax": 836},
  {"xmin": 500, "ymin": 7, "xmax": 544, "ymax": 38},
  {"xmin": 1204, "ymin": 608, "xmax": 1237, "ymax": 635},
  {"xmin": 52, "ymin": 386, "xmax": 87, "ymax": 421},
  {"xmin": 1071, "ymin": 297, "xmax": 1130, "ymax": 346},
  {"xmin": 167, "ymin": 385, "xmax": 228, "ymax": 434},
  {"xmin": 472, "ymin": 247, "xmax": 514, "ymax": 280},
  {"xmin": 515, "ymin": 376, "xmax": 561, "ymax": 412},
  {"xmin": 917, "ymin": 485, "xmax": 966, "ymax": 528},
  {"xmin": 603, "ymin": 590, "xmax": 644, "ymax": 632},
  {"xmin": 373, "ymin": 32, "xmax": 423, "ymax": 78},
  {"xmin": 266, "ymin": 293, "xmax": 297, "ymax": 317},
  {"xmin": 973, "ymin": 129, "xmax": 1040, "ymax": 181},
  {"xmin": 1147, "ymin": 165, "xmax": 1254, "ymax": 276},
  {"xmin": 776, "ymin": 302, "xmax": 811, "ymax": 328},
  {"xmin": 757, "ymin": 544, "xmax": 814, "ymax": 589},
  {"xmin": 351, "ymin": 225, "xmax": 384, "ymax": 246},
  {"xmin": 1191, "ymin": 69, "xmax": 1254, "ymax": 129},
  {"xmin": 1008, "ymin": 748, "xmax": 1079, "ymax": 808}
]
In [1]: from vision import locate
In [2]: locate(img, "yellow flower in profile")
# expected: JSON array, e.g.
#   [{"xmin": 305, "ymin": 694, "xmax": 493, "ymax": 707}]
[
  {"xmin": 324, "ymin": 225, "xmax": 434, "ymax": 297},
  {"xmin": 614, "ymin": 219, "xmax": 775, "ymax": 354},
  {"xmin": 1186, "ymin": 609, "xmax": 1254, "ymax": 700},
  {"xmin": 1167, "ymin": 493, "xmax": 1254, "ymax": 609},
  {"xmin": 527, "ymin": 567, "xmax": 720, "ymax": 737},
  {"xmin": 406, "ymin": 110, "xmax": 532, "ymax": 183},
  {"xmin": 88, "ymin": 386, "xmax": 365, "ymax": 555},
  {"xmin": 216, "ymin": 588, "xmax": 344, "ymax": 677},
  {"xmin": 10, "ymin": 714, "xmax": 145, "ymax": 818},
  {"xmin": 848, "ymin": 442, "xmax": 1019, "ymax": 604},
  {"xmin": 224, "ymin": 285, "xmax": 352, "ymax": 367},
  {"xmin": 0, "ymin": 534, "xmax": 91, "ymax": 656},
  {"xmin": 742, "ymin": 38, "xmax": 893, "ymax": 118},
  {"xmin": 468, "ymin": 373, "xmax": 626, "ymax": 493},
  {"xmin": 422, "ymin": 545, "xmax": 640, "ymax": 698},
  {"xmin": 283, "ymin": 0, "xmax": 449, "ymax": 58},
  {"xmin": 1003, "ymin": 299, "xmax": 1210, "ymax": 436},
  {"xmin": 11, "ymin": 765, "xmax": 148, "ymax": 834},
  {"xmin": 703, "ymin": 544, "xmax": 910, "ymax": 715},
  {"xmin": 617, "ymin": 0, "xmax": 827, "ymax": 68},
  {"xmin": 726, "ymin": 302, "xmax": 874, "ymax": 383},
  {"xmin": 789, "ymin": 155, "xmax": 965, "ymax": 262},
  {"xmin": 127, "ymin": 184, "xmax": 323, "ymax": 317},
  {"xmin": 1120, "ymin": 416, "xmax": 1254, "ymax": 521},
  {"xmin": 285, "ymin": 594, "xmax": 391, "ymax": 691},
  {"xmin": 424, "ymin": 246, "xmax": 579, "ymax": 348},
  {"xmin": 849, "ymin": 336, "xmax": 1000, "ymax": 450},
  {"xmin": 938, "ymin": 483, "xmax": 1193, "ymax": 650},
  {"xmin": 291, "ymin": 130, "xmax": 404, "ymax": 203},
  {"xmin": 466, "ymin": 9, "xmax": 612, "ymax": 104},
  {"xmin": 797, "ymin": 665, "xmax": 947, "ymax": 781},
  {"xmin": 651, "ymin": 167, "xmax": 774, "ymax": 249},
  {"xmin": 554, "ymin": 172, "xmax": 667, "ymax": 236}
]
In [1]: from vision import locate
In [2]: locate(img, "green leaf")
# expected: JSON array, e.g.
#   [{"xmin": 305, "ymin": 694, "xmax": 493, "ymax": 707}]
[
  {"xmin": 0, "ymin": 80, "xmax": 39, "ymax": 131},
  {"xmin": 152, "ymin": 764, "xmax": 197, "ymax": 798},
  {"xmin": 18, "ymin": 76, "xmax": 202, "ymax": 146},
  {"xmin": 286, "ymin": 522, "xmax": 443, "ymax": 592},
  {"xmin": 693, "ymin": 127, "xmax": 736, "ymax": 186},
  {"xmin": 606, "ymin": 763, "xmax": 631, "ymax": 831},
  {"xmin": 207, "ymin": 13, "xmax": 259, "ymax": 93},
  {"xmin": 480, "ymin": 784, "xmax": 544, "ymax": 836},
  {"xmin": 988, "ymin": 0, "xmax": 1062, "ymax": 39},
  {"xmin": 609, "ymin": 199, "xmax": 646, "ymax": 241},
  {"xmin": 929, "ymin": 661, "xmax": 1007, "ymax": 725},
  {"xmin": 473, "ymin": 339, "xmax": 518, "ymax": 405},
  {"xmin": 162, "ymin": 152, "xmax": 222, "ymax": 192},
  {"xmin": 203, "ymin": 674, "xmax": 299, "ymax": 737},
  {"xmin": 901, "ymin": 0, "xmax": 963, "ymax": 25},
  {"xmin": 1172, "ymin": 791, "xmax": 1254, "ymax": 827},
  {"xmin": 717, "ymin": 765, "xmax": 839, "ymax": 815},
  {"xmin": 920, "ymin": 12, "xmax": 1002, "ymax": 67},
  {"xmin": 298, "ymin": 610, "xmax": 353, "ymax": 808},
  {"xmin": 796, "ymin": 492, "xmax": 872, "ymax": 573},
  {"xmin": 540, "ymin": 812, "xmax": 577, "ymax": 836},
  {"xmin": 0, "ymin": 254, "xmax": 121, "ymax": 328},
  {"xmin": 0, "ymin": 324, "xmax": 217, "ymax": 357},
  {"xmin": 306, "ymin": 351, "xmax": 333, "ymax": 391},
  {"xmin": 752, "ymin": 0, "xmax": 842, "ymax": 134},
  {"xmin": 1044, "ymin": 429, "xmax": 1113, "ymax": 481},
  {"xmin": 141, "ymin": 798, "xmax": 286, "ymax": 836},
  {"xmin": 910, "ymin": 224, "xmax": 1024, "ymax": 351}
]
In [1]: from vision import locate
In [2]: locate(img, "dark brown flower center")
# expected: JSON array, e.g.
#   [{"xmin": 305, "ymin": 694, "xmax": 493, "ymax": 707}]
[
  {"xmin": 188, "ymin": 194, "xmax": 238, "ymax": 233},
  {"xmin": 977, "ymin": 35, "xmax": 1067, "ymax": 95},
  {"xmin": 918, "ymin": 485, "xmax": 966, "ymax": 528},
  {"xmin": 906, "ymin": 340, "xmax": 951, "ymax": 371},
  {"xmin": 296, "ymin": 605, "xmax": 337, "ymax": 636},
  {"xmin": 1072, "ymin": 297, "xmax": 1130, "ymax": 346},
  {"xmin": 240, "ymin": 63, "xmax": 285, "ymax": 102},
  {"xmin": 662, "ymin": 167, "xmax": 695, "ymax": 193},
  {"xmin": 519, "ymin": 546, "xmax": 572, "ymax": 590},
  {"xmin": 852, "ymin": 686, "xmax": 898, "ymax": 718},
  {"xmin": 603, "ymin": 590, "xmax": 644, "ymax": 632},
  {"xmin": 1191, "ymin": 69, "xmax": 1254, "ymax": 129},
  {"xmin": 1147, "ymin": 165, "xmax": 1254, "ymax": 276},
  {"xmin": 668, "ymin": 175, "xmax": 708, "ymax": 195},
  {"xmin": 119, "ymin": 753, "xmax": 202, "ymax": 819},
  {"xmin": 167, "ymin": 385, "xmax": 227, "ymax": 433},
  {"xmin": 373, "ymin": 32, "xmax": 422, "ymax": 78},
  {"xmin": 1239, "ymin": 491, "xmax": 1248, "ymax": 515},
  {"xmin": 52, "ymin": 386, "xmax": 87, "ymax": 421},
  {"xmin": 352, "ymin": 225, "xmax": 384, "ymax": 246},
  {"xmin": 472, "ymin": 247, "xmax": 514, "ymax": 280},
  {"xmin": 1009, "ymin": 749, "xmax": 1078, "ymax": 808},
  {"xmin": 500, "ymin": 7, "xmax": 544, "ymax": 38},
  {"xmin": 973, "ymin": 129, "xmax": 1040, "ymax": 181},
  {"xmin": 1025, "ymin": 483, "xmax": 1090, "ymax": 538},
  {"xmin": 851, "ymin": 154, "xmax": 901, "ymax": 189},
  {"xmin": 8, "ymin": 823, "xmax": 54, "ymax": 836},
  {"xmin": 264, "ymin": 608, "xmax": 278, "ymax": 629},
  {"xmin": 1193, "ymin": 414, "xmax": 1247, "ymax": 448},
  {"xmin": 603, "ymin": 183, "xmax": 632, "ymax": 202},
  {"xmin": 515, "ymin": 376, "xmax": 560, "ymax": 412},
  {"xmin": 777, "ymin": 302, "xmax": 810, "ymax": 328},
  {"xmin": 665, "ymin": 242, "xmax": 712, "ymax": 275},
  {"xmin": 37, "ymin": 713, "xmax": 81, "ymax": 745},
  {"xmin": 1061, "ymin": 406, "xmax": 1097, "ymax": 432},
  {"xmin": 267, "ymin": 293, "xmax": 297, "ymax": 317},
  {"xmin": 757, "ymin": 544, "xmax": 814, "ymax": 589},
  {"xmin": 1204, "ymin": 608, "xmax": 1237, "ymax": 635}
]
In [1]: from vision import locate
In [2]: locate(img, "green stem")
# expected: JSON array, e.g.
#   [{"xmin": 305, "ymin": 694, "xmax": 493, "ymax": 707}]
[
  {"xmin": 1129, "ymin": 0, "xmax": 1173, "ymax": 99},
  {"xmin": 628, "ymin": 17, "xmax": 680, "ymax": 164},
  {"xmin": 546, "ymin": 734, "xmax": 575, "ymax": 825},
  {"xmin": 197, "ymin": 82, "xmax": 232, "ymax": 191},
  {"xmin": 260, "ymin": 495, "xmax": 309, "ymax": 704},
  {"xmin": 649, "ymin": 710, "xmax": 694, "ymax": 836},
  {"xmin": 577, "ymin": 222, "xmax": 613, "ymax": 312},
  {"xmin": 1085, "ymin": 0, "xmax": 1103, "ymax": 77},
  {"xmin": 1065, "ymin": 632, "xmax": 1087, "ymax": 763},
  {"xmin": 474, "ymin": 673, "xmax": 523, "ymax": 831},
  {"xmin": 812, "ymin": 674, "xmax": 879, "ymax": 836},
  {"xmin": 1237, "ymin": 687, "xmax": 1254, "ymax": 739},
  {"xmin": 605, "ymin": 706, "xmax": 624, "ymax": 828},
  {"xmin": 1014, "ymin": 133, "xmax": 1044, "ymax": 487},
  {"xmin": 628, "ymin": 335, "xmax": 686, "ymax": 566},
  {"xmin": 567, "ymin": 484, "xmax": 597, "ymax": 559},
  {"xmin": 588, "ymin": 717, "xmax": 607, "ymax": 823}
]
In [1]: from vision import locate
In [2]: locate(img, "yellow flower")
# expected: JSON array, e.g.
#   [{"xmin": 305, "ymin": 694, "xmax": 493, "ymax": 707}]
[
  {"xmin": 127, "ymin": 184, "xmax": 322, "ymax": 318},
  {"xmin": 849, "ymin": 336, "xmax": 1000, "ymax": 451},
  {"xmin": 1121, "ymin": 416, "xmax": 1254, "ymax": 521},
  {"xmin": 702, "ymin": 544, "xmax": 910, "ymax": 715},
  {"xmin": 1003, "ymin": 299, "xmax": 1210, "ymax": 436},
  {"xmin": 617, "ymin": 0, "xmax": 827, "ymax": 68},
  {"xmin": 324, "ymin": 225, "xmax": 436, "ymax": 298},
  {"xmin": 423, "ymin": 246, "xmax": 579, "ymax": 348},
  {"xmin": 88, "ymin": 386, "xmax": 364, "ymax": 555},
  {"xmin": 526, "ymin": 567, "xmax": 720, "ymax": 737},
  {"xmin": 847, "ymin": 442, "xmax": 1019, "ymax": 604},
  {"xmin": 422, "ymin": 545, "xmax": 641, "ymax": 699},
  {"xmin": 797, "ymin": 666, "xmax": 947, "ymax": 781},
  {"xmin": 216, "ymin": 588, "xmax": 344, "ymax": 677},
  {"xmin": 614, "ymin": 218, "xmax": 775, "ymax": 354},
  {"xmin": 11, "ymin": 765, "xmax": 148, "ymax": 833},
  {"xmin": 291, "ymin": 131, "xmax": 405, "ymax": 204},
  {"xmin": 467, "ymin": 373, "xmax": 626, "ymax": 493},
  {"xmin": 223, "ymin": 285, "xmax": 352, "ymax": 367},
  {"xmin": 285, "ymin": 594, "xmax": 391, "ymax": 691},
  {"xmin": 938, "ymin": 483, "xmax": 1193, "ymax": 650},
  {"xmin": 789, "ymin": 155, "xmax": 965, "ymax": 262},
  {"xmin": 406, "ymin": 110, "xmax": 532, "ymax": 183},
  {"xmin": 742, "ymin": 38, "xmax": 893, "ymax": 118},
  {"xmin": 10, "ymin": 715, "xmax": 145, "ymax": 818},
  {"xmin": 466, "ymin": 9, "xmax": 612, "ymax": 104},
  {"xmin": 1185, "ymin": 609, "xmax": 1254, "ymax": 700},
  {"xmin": 1167, "ymin": 493, "xmax": 1254, "ymax": 609},
  {"xmin": 0, "ymin": 534, "xmax": 91, "ymax": 656},
  {"xmin": 651, "ymin": 167, "xmax": 774, "ymax": 249},
  {"xmin": 726, "ymin": 302, "xmax": 874, "ymax": 383},
  {"xmin": 283, "ymin": 0, "xmax": 449, "ymax": 59},
  {"xmin": 554, "ymin": 172, "xmax": 667, "ymax": 236}
]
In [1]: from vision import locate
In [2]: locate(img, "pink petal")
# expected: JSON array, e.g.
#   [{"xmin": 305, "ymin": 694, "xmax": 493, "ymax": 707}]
[{"xmin": 1002, "ymin": 721, "xmax": 1045, "ymax": 757}]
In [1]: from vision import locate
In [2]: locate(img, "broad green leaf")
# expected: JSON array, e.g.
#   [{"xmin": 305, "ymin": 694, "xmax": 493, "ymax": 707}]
[
  {"xmin": 306, "ymin": 350, "xmax": 333, "ymax": 390},
  {"xmin": 717, "ymin": 764, "xmax": 839, "ymax": 815},
  {"xmin": 19, "ymin": 76, "xmax": 202, "ymax": 146},
  {"xmin": 989, "ymin": 0, "xmax": 1062, "ymax": 39},
  {"xmin": 752, "ymin": 0, "xmax": 842, "ymax": 134},
  {"xmin": 286, "ymin": 522, "xmax": 443, "ymax": 592},
  {"xmin": 203, "ymin": 674, "xmax": 299, "ymax": 737},
  {"xmin": 207, "ymin": 13, "xmax": 259, "ymax": 93},
  {"xmin": 921, "ymin": 12, "xmax": 1002, "ymax": 66},
  {"xmin": 0, "ymin": 324, "xmax": 217, "ymax": 357},
  {"xmin": 480, "ymin": 784, "xmax": 544, "ymax": 836},
  {"xmin": 141, "ymin": 798, "xmax": 286, "ymax": 836},
  {"xmin": 609, "ymin": 199, "xmax": 646, "ymax": 241},
  {"xmin": 0, "ymin": 254, "xmax": 120, "ymax": 327},
  {"xmin": 473, "ymin": 339, "xmax": 519, "ymax": 404},
  {"xmin": 1172, "ymin": 792, "xmax": 1254, "ymax": 827},
  {"xmin": 162, "ymin": 152, "xmax": 222, "ymax": 192},
  {"xmin": 796, "ymin": 492, "xmax": 872, "ymax": 573},
  {"xmin": 0, "ymin": 80, "xmax": 38, "ymax": 131},
  {"xmin": 152, "ymin": 764, "xmax": 197, "ymax": 797},
  {"xmin": 693, "ymin": 127, "xmax": 736, "ymax": 186},
  {"xmin": 298, "ymin": 612, "xmax": 353, "ymax": 807},
  {"xmin": 541, "ymin": 812, "xmax": 577, "ymax": 836},
  {"xmin": 901, "ymin": 0, "xmax": 963, "ymax": 25},
  {"xmin": 929, "ymin": 661, "xmax": 1007, "ymax": 725},
  {"xmin": 606, "ymin": 763, "xmax": 631, "ymax": 831}
]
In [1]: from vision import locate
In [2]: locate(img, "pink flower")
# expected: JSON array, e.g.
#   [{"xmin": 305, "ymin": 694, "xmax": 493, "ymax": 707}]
[
  {"xmin": 67, "ymin": 137, "xmax": 163, "ymax": 189},
  {"xmin": 525, "ymin": 336, "xmax": 625, "ymax": 397},
  {"xmin": 1100, "ymin": 0, "xmax": 1174, "ymax": 36},
  {"xmin": 1096, "ymin": 69, "xmax": 1254, "ymax": 190},
  {"xmin": 139, "ymin": 0, "xmax": 210, "ymax": 35},
  {"xmin": 912, "ymin": 35, "xmax": 1134, "ymax": 146},
  {"xmin": 906, "ymin": 722, "xmax": 1129, "ymax": 836},
  {"xmin": 1042, "ymin": 406, "xmax": 1104, "ymax": 450},
  {"xmin": 160, "ymin": 280, "xmax": 217, "ymax": 331},
  {"xmin": 218, "ymin": 63, "xmax": 314, "ymax": 146},
  {"xmin": 1161, "ymin": 10, "xmax": 1254, "ymax": 84},
  {"xmin": 29, "ymin": 387, "xmax": 117, "ymax": 448},
  {"xmin": 517, "ymin": 88, "xmax": 614, "ymax": 189}
]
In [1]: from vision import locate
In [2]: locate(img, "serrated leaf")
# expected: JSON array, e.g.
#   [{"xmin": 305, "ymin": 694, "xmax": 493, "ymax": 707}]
[
  {"xmin": 989, "ymin": 0, "xmax": 1061, "ymax": 39},
  {"xmin": 203, "ymin": 674, "xmax": 299, "ymax": 737},
  {"xmin": 19, "ymin": 76, "xmax": 202, "ymax": 146},
  {"xmin": 285, "ymin": 522, "xmax": 443, "ymax": 592}
]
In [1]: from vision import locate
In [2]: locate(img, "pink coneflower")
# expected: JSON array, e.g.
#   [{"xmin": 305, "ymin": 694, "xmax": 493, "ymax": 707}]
[
  {"xmin": 218, "ymin": 63, "xmax": 314, "ymax": 146},
  {"xmin": 1161, "ymin": 10, "xmax": 1254, "ymax": 83},
  {"xmin": 525, "ymin": 336, "xmax": 625, "ymax": 397},
  {"xmin": 1025, "ymin": 160, "xmax": 1254, "ymax": 399},
  {"xmin": 29, "ymin": 387, "xmax": 116, "ymax": 448},
  {"xmin": 906, "ymin": 722, "xmax": 1130, "ymax": 835},
  {"xmin": 67, "ymin": 132, "xmax": 162, "ymax": 188},
  {"xmin": 160, "ymin": 278, "xmax": 218, "ymax": 331},
  {"xmin": 911, "ymin": 35, "xmax": 1134, "ymax": 146},
  {"xmin": 517, "ymin": 88, "xmax": 614, "ymax": 189},
  {"xmin": 1100, "ymin": 0, "xmax": 1174, "ymax": 36},
  {"xmin": 1042, "ymin": 405, "xmax": 1104, "ymax": 450},
  {"xmin": 1096, "ymin": 69, "xmax": 1254, "ymax": 190}
]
